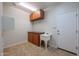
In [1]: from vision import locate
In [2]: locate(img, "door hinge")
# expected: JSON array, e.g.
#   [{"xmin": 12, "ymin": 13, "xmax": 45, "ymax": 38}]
[
  {"xmin": 76, "ymin": 13, "xmax": 78, "ymax": 16},
  {"xmin": 76, "ymin": 46, "xmax": 78, "ymax": 50},
  {"xmin": 76, "ymin": 30, "xmax": 78, "ymax": 33}
]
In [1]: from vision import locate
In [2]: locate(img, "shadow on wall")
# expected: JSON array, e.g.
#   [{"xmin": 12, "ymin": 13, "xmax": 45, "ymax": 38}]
[{"xmin": 2, "ymin": 16, "xmax": 15, "ymax": 32}]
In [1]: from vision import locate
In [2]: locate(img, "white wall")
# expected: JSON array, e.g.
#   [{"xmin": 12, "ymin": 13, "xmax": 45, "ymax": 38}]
[
  {"xmin": 32, "ymin": 2, "xmax": 79, "ymax": 50},
  {"xmin": 3, "ymin": 3, "xmax": 32, "ymax": 48},
  {"xmin": 0, "ymin": 3, "xmax": 3, "ymax": 56}
]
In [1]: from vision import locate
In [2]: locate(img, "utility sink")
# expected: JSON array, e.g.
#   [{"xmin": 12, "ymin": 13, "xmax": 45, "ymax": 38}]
[
  {"xmin": 40, "ymin": 33, "xmax": 52, "ymax": 37},
  {"xmin": 40, "ymin": 33, "xmax": 52, "ymax": 49}
]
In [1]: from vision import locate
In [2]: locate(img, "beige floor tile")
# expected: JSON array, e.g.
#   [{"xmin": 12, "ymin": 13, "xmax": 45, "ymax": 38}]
[{"xmin": 3, "ymin": 42, "xmax": 76, "ymax": 56}]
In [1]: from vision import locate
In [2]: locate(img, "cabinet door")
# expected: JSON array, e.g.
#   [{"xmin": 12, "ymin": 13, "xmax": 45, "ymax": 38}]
[
  {"xmin": 33, "ymin": 33, "xmax": 40, "ymax": 46},
  {"xmin": 28, "ymin": 32, "xmax": 33, "ymax": 43},
  {"xmin": 28, "ymin": 32, "xmax": 40, "ymax": 46}
]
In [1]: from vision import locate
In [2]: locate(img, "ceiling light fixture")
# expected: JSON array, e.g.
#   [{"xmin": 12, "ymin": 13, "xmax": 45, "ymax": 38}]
[{"xmin": 19, "ymin": 3, "xmax": 38, "ymax": 11}]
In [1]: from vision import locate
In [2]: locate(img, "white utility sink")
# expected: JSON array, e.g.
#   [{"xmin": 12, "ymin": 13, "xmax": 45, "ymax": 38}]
[
  {"xmin": 40, "ymin": 33, "xmax": 52, "ymax": 49},
  {"xmin": 40, "ymin": 33, "xmax": 52, "ymax": 40},
  {"xmin": 40, "ymin": 33, "xmax": 52, "ymax": 37}
]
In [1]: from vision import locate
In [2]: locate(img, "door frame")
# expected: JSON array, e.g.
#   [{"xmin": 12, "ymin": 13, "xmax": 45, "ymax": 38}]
[{"xmin": 76, "ymin": 8, "xmax": 79, "ymax": 56}]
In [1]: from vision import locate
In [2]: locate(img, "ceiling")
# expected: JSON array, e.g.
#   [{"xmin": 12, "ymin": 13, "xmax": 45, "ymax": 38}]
[
  {"xmin": 4, "ymin": 2, "xmax": 62, "ymax": 13},
  {"xmin": 26, "ymin": 2, "xmax": 61, "ymax": 10}
]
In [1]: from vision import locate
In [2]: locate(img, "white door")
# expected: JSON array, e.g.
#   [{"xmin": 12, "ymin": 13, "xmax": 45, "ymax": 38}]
[{"xmin": 57, "ymin": 11, "xmax": 77, "ymax": 53}]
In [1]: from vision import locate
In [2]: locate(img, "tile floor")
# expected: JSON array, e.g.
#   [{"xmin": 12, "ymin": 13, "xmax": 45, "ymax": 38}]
[{"xmin": 3, "ymin": 42, "xmax": 76, "ymax": 56}]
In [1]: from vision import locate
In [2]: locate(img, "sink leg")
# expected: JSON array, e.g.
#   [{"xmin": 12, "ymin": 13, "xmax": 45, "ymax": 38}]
[{"xmin": 45, "ymin": 41, "xmax": 48, "ymax": 50}]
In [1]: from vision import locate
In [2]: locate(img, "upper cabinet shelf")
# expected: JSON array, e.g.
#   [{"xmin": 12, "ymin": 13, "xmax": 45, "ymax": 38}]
[{"xmin": 30, "ymin": 9, "xmax": 44, "ymax": 21}]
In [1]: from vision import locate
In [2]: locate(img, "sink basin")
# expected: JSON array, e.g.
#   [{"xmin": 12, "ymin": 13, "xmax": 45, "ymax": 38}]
[
  {"xmin": 40, "ymin": 33, "xmax": 52, "ymax": 41},
  {"xmin": 40, "ymin": 33, "xmax": 52, "ymax": 37}
]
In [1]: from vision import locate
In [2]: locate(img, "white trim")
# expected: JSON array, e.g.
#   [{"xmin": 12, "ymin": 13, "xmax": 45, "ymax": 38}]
[{"xmin": 76, "ymin": 8, "xmax": 78, "ymax": 56}]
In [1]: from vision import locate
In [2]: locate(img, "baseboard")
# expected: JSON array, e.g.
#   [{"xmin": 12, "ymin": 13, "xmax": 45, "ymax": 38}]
[
  {"xmin": 4, "ymin": 40, "xmax": 27, "ymax": 49},
  {"xmin": 0, "ymin": 52, "xmax": 3, "ymax": 56},
  {"xmin": 58, "ymin": 48, "xmax": 77, "ymax": 55}
]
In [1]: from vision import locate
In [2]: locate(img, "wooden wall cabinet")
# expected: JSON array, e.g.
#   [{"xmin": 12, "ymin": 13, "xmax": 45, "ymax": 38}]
[
  {"xmin": 28, "ymin": 32, "xmax": 40, "ymax": 46},
  {"xmin": 30, "ymin": 9, "xmax": 44, "ymax": 21}
]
